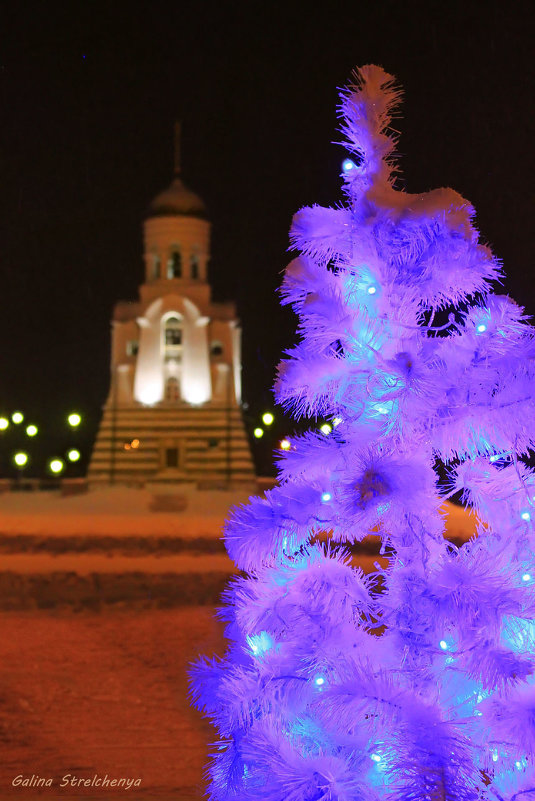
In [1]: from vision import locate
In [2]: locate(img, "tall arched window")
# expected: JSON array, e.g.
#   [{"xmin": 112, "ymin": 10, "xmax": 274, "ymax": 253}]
[
  {"xmin": 167, "ymin": 247, "xmax": 182, "ymax": 278},
  {"xmin": 164, "ymin": 314, "xmax": 183, "ymax": 351}
]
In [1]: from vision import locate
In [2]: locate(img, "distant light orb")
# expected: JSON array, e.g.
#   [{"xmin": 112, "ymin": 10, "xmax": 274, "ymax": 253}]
[
  {"xmin": 321, "ymin": 492, "xmax": 332, "ymax": 503},
  {"xmin": 49, "ymin": 458, "xmax": 64, "ymax": 474},
  {"xmin": 367, "ymin": 285, "xmax": 377, "ymax": 295},
  {"xmin": 0, "ymin": 417, "xmax": 9, "ymax": 430},
  {"xmin": 280, "ymin": 438, "xmax": 291, "ymax": 451},
  {"xmin": 262, "ymin": 412, "xmax": 274, "ymax": 426},
  {"xmin": 522, "ymin": 573, "xmax": 532, "ymax": 582},
  {"xmin": 492, "ymin": 751, "xmax": 499, "ymax": 763},
  {"xmin": 130, "ymin": 438, "xmax": 140, "ymax": 449},
  {"xmin": 320, "ymin": 423, "xmax": 332, "ymax": 435},
  {"xmin": 314, "ymin": 676, "xmax": 325, "ymax": 686},
  {"xmin": 13, "ymin": 452, "xmax": 28, "ymax": 467},
  {"xmin": 439, "ymin": 640, "xmax": 448, "ymax": 651},
  {"xmin": 342, "ymin": 158, "xmax": 356, "ymax": 172},
  {"xmin": 371, "ymin": 754, "xmax": 382, "ymax": 763},
  {"xmin": 476, "ymin": 323, "xmax": 487, "ymax": 333},
  {"xmin": 253, "ymin": 427, "xmax": 264, "ymax": 439},
  {"xmin": 376, "ymin": 406, "xmax": 389, "ymax": 415},
  {"xmin": 521, "ymin": 511, "xmax": 531, "ymax": 522},
  {"xmin": 332, "ymin": 417, "xmax": 342, "ymax": 427},
  {"xmin": 67, "ymin": 449, "xmax": 81, "ymax": 462},
  {"xmin": 67, "ymin": 413, "xmax": 82, "ymax": 427},
  {"xmin": 12, "ymin": 412, "xmax": 24, "ymax": 424},
  {"xmin": 26, "ymin": 424, "xmax": 38, "ymax": 437}
]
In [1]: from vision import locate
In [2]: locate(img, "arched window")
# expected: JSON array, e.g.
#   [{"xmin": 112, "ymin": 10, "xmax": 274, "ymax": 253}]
[
  {"xmin": 190, "ymin": 252, "xmax": 200, "ymax": 280},
  {"xmin": 210, "ymin": 340, "xmax": 223, "ymax": 357},
  {"xmin": 164, "ymin": 314, "xmax": 183, "ymax": 349},
  {"xmin": 167, "ymin": 247, "xmax": 182, "ymax": 278},
  {"xmin": 165, "ymin": 376, "xmax": 180, "ymax": 403}
]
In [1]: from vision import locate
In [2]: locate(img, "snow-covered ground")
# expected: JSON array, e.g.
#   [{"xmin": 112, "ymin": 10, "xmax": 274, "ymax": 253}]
[
  {"xmin": 0, "ymin": 485, "xmax": 477, "ymax": 540},
  {"xmin": 0, "ymin": 485, "xmax": 252, "ymax": 537}
]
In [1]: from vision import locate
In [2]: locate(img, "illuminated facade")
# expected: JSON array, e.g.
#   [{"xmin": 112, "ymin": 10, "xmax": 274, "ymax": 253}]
[{"xmin": 89, "ymin": 154, "xmax": 255, "ymax": 485}]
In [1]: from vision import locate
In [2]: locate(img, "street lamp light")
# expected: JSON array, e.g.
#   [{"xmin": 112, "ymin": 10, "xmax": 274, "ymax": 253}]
[
  {"xmin": 14, "ymin": 452, "xmax": 28, "ymax": 467},
  {"xmin": 49, "ymin": 458, "xmax": 64, "ymax": 474}
]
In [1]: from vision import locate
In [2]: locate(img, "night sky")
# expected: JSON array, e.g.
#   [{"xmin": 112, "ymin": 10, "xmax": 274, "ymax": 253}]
[{"xmin": 1, "ymin": 2, "xmax": 534, "ymax": 475}]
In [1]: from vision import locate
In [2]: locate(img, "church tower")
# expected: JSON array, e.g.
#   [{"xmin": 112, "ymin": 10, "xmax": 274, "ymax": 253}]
[{"xmin": 89, "ymin": 130, "xmax": 255, "ymax": 485}]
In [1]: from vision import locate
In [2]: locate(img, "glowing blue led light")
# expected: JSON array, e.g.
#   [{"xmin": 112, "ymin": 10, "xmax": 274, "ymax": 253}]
[
  {"xmin": 314, "ymin": 676, "xmax": 325, "ymax": 686},
  {"xmin": 370, "ymin": 753, "xmax": 381, "ymax": 763},
  {"xmin": 490, "ymin": 455, "xmax": 499, "ymax": 462},
  {"xmin": 342, "ymin": 158, "xmax": 356, "ymax": 172},
  {"xmin": 247, "ymin": 631, "xmax": 274, "ymax": 657},
  {"xmin": 332, "ymin": 417, "xmax": 343, "ymax": 427},
  {"xmin": 476, "ymin": 323, "xmax": 487, "ymax": 333},
  {"xmin": 376, "ymin": 406, "xmax": 389, "ymax": 415},
  {"xmin": 439, "ymin": 640, "xmax": 448, "ymax": 651},
  {"xmin": 521, "ymin": 511, "xmax": 531, "ymax": 521},
  {"xmin": 516, "ymin": 761, "xmax": 523, "ymax": 770},
  {"xmin": 523, "ymin": 573, "xmax": 532, "ymax": 582},
  {"xmin": 321, "ymin": 492, "xmax": 332, "ymax": 503},
  {"xmin": 492, "ymin": 751, "xmax": 499, "ymax": 762},
  {"xmin": 367, "ymin": 285, "xmax": 377, "ymax": 295}
]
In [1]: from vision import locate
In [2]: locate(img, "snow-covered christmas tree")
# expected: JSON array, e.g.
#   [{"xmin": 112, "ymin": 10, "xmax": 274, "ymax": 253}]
[{"xmin": 191, "ymin": 66, "xmax": 535, "ymax": 801}]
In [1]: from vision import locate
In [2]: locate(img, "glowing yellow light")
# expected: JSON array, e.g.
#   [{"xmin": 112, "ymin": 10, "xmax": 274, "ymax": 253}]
[
  {"xmin": 67, "ymin": 449, "xmax": 81, "ymax": 462},
  {"xmin": 280, "ymin": 438, "xmax": 291, "ymax": 450},
  {"xmin": 332, "ymin": 417, "xmax": 342, "ymax": 427},
  {"xmin": 12, "ymin": 412, "xmax": 24, "ymax": 424},
  {"xmin": 26, "ymin": 424, "xmax": 38, "ymax": 437},
  {"xmin": 14, "ymin": 452, "xmax": 28, "ymax": 467},
  {"xmin": 67, "ymin": 413, "xmax": 81, "ymax": 427},
  {"xmin": 131, "ymin": 438, "xmax": 140, "ymax": 449},
  {"xmin": 262, "ymin": 412, "xmax": 274, "ymax": 426},
  {"xmin": 49, "ymin": 458, "xmax": 64, "ymax": 474},
  {"xmin": 124, "ymin": 443, "xmax": 131, "ymax": 450},
  {"xmin": 0, "ymin": 417, "xmax": 9, "ymax": 430},
  {"xmin": 320, "ymin": 423, "xmax": 332, "ymax": 435},
  {"xmin": 254, "ymin": 427, "xmax": 264, "ymax": 439}
]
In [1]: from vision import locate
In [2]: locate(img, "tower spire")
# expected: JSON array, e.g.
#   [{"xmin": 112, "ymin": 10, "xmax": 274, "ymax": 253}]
[{"xmin": 173, "ymin": 121, "xmax": 181, "ymax": 176}]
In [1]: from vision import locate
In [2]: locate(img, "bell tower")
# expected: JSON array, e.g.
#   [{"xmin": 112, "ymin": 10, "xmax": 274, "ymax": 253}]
[{"xmin": 88, "ymin": 128, "xmax": 255, "ymax": 485}]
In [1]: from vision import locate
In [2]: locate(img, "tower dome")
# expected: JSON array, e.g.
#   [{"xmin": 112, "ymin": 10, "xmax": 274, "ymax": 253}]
[
  {"xmin": 146, "ymin": 123, "xmax": 207, "ymax": 219},
  {"xmin": 146, "ymin": 175, "xmax": 207, "ymax": 219}
]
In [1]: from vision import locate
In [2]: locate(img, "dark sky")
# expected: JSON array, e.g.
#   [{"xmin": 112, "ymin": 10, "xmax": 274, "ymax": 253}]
[{"xmin": 1, "ymin": 2, "xmax": 534, "ymax": 474}]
